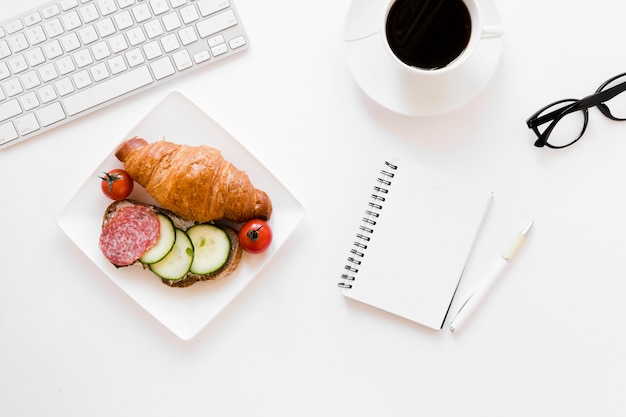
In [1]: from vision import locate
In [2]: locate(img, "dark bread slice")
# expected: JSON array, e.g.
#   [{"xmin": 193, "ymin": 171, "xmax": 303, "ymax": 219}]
[{"xmin": 102, "ymin": 199, "xmax": 243, "ymax": 287}]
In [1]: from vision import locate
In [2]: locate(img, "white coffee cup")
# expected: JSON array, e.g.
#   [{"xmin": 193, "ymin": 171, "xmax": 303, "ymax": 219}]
[{"xmin": 383, "ymin": 0, "xmax": 503, "ymax": 73}]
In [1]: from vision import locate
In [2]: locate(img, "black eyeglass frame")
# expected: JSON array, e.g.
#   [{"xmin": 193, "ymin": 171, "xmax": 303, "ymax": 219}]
[{"xmin": 526, "ymin": 73, "xmax": 626, "ymax": 148}]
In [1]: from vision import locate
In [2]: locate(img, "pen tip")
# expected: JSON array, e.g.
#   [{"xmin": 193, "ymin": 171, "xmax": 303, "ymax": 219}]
[{"xmin": 521, "ymin": 220, "xmax": 534, "ymax": 236}]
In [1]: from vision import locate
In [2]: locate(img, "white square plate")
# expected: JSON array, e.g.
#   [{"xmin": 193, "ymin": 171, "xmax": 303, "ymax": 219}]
[{"xmin": 57, "ymin": 91, "xmax": 305, "ymax": 340}]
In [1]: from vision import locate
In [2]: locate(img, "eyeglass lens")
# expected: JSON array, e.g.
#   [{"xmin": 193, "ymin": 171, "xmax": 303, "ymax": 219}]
[
  {"xmin": 535, "ymin": 100, "xmax": 587, "ymax": 148},
  {"xmin": 597, "ymin": 73, "xmax": 626, "ymax": 120}
]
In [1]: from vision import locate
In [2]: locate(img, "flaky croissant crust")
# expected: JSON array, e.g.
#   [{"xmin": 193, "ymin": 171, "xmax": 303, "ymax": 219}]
[{"xmin": 116, "ymin": 137, "xmax": 272, "ymax": 223}]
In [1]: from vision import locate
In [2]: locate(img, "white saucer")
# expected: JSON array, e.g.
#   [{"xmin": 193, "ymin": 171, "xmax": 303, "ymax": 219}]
[{"xmin": 344, "ymin": 0, "xmax": 503, "ymax": 116}]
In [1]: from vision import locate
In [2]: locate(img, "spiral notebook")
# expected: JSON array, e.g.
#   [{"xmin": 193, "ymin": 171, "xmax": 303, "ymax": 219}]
[{"xmin": 339, "ymin": 157, "xmax": 493, "ymax": 330}]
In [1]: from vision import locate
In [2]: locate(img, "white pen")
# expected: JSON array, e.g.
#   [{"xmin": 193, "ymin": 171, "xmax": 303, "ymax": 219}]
[{"xmin": 449, "ymin": 220, "xmax": 534, "ymax": 333}]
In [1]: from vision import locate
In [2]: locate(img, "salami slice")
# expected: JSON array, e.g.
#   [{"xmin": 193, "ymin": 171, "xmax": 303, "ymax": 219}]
[{"xmin": 99, "ymin": 205, "xmax": 161, "ymax": 267}]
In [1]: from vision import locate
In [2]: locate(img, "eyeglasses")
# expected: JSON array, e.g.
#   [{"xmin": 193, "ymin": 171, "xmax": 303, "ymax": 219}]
[{"xmin": 526, "ymin": 72, "xmax": 626, "ymax": 148}]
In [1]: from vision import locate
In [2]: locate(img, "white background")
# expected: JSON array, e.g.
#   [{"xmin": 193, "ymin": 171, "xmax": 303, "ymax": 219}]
[{"xmin": 2, "ymin": 0, "xmax": 625, "ymax": 415}]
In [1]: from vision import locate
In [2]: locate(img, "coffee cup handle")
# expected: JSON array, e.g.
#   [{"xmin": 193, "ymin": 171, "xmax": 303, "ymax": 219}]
[{"xmin": 481, "ymin": 25, "xmax": 504, "ymax": 39}]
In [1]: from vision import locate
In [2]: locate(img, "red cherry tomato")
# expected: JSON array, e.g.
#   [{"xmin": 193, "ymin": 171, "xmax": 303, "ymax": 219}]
[
  {"xmin": 100, "ymin": 169, "xmax": 134, "ymax": 200},
  {"xmin": 238, "ymin": 219, "xmax": 273, "ymax": 254}
]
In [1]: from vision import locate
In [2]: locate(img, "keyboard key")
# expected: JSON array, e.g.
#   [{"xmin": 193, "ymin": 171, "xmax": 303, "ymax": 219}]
[
  {"xmin": 55, "ymin": 77, "xmax": 75, "ymax": 96},
  {"xmin": 0, "ymin": 99, "xmax": 22, "ymax": 123},
  {"xmin": 37, "ymin": 102, "xmax": 66, "ymax": 126},
  {"xmin": 3, "ymin": 78, "xmax": 23, "ymax": 96},
  {"xmin": 42, "ymin": 5, "xmax": 61, "ymax": 18},
  {"xmin": 150, "ymin": 56, "xmax": 175, "ymax": 79},
  {"xmin": 26, "ymin": 47, "xmax": 46, "ymax": 66},
  {"xmin": 132, "ymin": 3, "xmax": 152, "ymax": 23},
  {"xmin": 78, "ymin": 25, "xmax": 99, "ymax": 45},
  {"xmin": 43, "ymin": 18, "xmax": 64, "ymax": 38},
  {"xmin": 196, "ymin": 10, "xmax": 237, "ymax": 38},
  {"xmin": 114, "ymin": 11, "xmax": 134, "ymax": 30},
  {"xmin": 63, "ymin": 66, "xmax": 153, "ymax": 115},
  {"xmin": 37, "ymin": 84, "xmax": 57, "ymax": 103},
  {"xmin": 198, "ymin": 0, "xmax": 230, "ymax": 17},
  {"xmin": 229, "ymin": 35, "xmax": 246, "ymax": 49},
  {"xmin": 0, "ymin": 121, "xmax": 18, "ymax": 145},
  {"xmin": 8, "ymin": 33, "xmax": 29, "ymax": 53},
  {"xmin": 149, "ymin": 0, "xmax": 170, "ymax": 16},
  {"xmin": 97, "ymin": 0, "xmax": 118, "ymax": 16},
  {"xmin": 14, "ymin": 113, "xmax": 40, "ymax": 135},
  {"xmin": 20, "ymin": 92, "xmax": 40, "ymax": 110},
  {"xmin": 172, "ymin": 49, "xmax": 192, "ymax": 71},
  {"xmin": 79, "ymin": 4, "xmax": 100, "ymax": 23},
  {"xmin": 0, "ymin": 62, "xmax": 10, "ymax": 80},
  {"xmin": 38, "ymin": 63, "xmax": 58, "ymax": 82},
  {"xmin": 60, "ymin": 0, "xmax": 80, "ymax": 11},
  {"xmin": 24, "ymin": 12, "xmax": 43, "ymax": 27}
]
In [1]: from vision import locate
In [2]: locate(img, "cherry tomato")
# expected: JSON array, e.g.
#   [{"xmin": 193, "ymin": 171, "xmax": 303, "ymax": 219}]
[
  {"xmin": 100, "ymin": 169, "xmax": 134, "ymax": 200},
  {"xmin": 238, "ymin": 219, "xmax": 273, "ymax": 254}
]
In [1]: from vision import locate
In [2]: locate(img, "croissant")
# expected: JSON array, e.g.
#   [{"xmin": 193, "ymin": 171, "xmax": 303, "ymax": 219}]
[{"xmin": 115, "ymin": 137, "xmax": 272, "ymax": 223}]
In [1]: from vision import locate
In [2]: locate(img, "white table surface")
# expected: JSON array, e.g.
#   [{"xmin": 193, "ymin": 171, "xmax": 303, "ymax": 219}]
[{"xmin": 2, "ymin": 0, "xmax": 625, "ymax": 415}]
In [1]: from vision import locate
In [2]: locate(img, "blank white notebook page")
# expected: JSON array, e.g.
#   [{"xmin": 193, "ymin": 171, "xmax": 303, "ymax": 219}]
[{"xmin": 340, "ymin": 158, "xmax": 493, "ymax": 330}]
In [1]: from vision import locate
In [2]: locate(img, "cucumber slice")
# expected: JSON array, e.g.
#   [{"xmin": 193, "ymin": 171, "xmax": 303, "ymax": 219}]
[
  {"xmin": 140, "ymin": 214, "xmax": 176, "ymax": 264},
  {"xmin": 149, "ymin": 228, "xmax": 193, "ymax": 280},
  {"xmin": 186, "ymin": 224, "xmax": 231, "ymax": 275}
]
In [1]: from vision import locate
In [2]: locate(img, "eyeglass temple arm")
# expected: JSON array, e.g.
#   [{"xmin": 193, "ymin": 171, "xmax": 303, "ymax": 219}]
[{"xmin": 527, "ymin": 81, "xmax": 626, "ymax": 129}]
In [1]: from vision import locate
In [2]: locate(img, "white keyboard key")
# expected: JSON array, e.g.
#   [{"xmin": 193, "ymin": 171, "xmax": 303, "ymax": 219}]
[
  {"xmin": 43, "ymin": 18, "xmax": 64, "ymax": 38},
  {"xmin": 0, "ymin": 122, "xmax": 18, "ymax": 145},
  {"xmin": 96, "ymin": 17, "xmax": 116, "ymax": 37},
  {"xmin": 61, "ymin": 32, "xmax": 81, "ymax": 52},
  {"xmin": 150, "ymin": 56, "xmax": 175, "ymax": 80},
  {"xmin": 8, "ymin": 55, "xmax": 28, "ymax": 74},
  {"xmin": 107, "ymin": 55, "xmax": 127, "ymax": 74},
  {"xmin": 145, "ymin": 19, "xmax": 164, "ymax": 39},
  {"xmin": 114, "ymin": 11, "xmax": 134, "ymax": 30},
  {"xmin": 125, "ymin": 48, "xmax": 145, "ymax": 67},
  {"xmin": 55, "ymin": 77, "xmax": 75, "ymax": 96},
  {"xmin": 229, "ymin": 35, "xmax": 246, "ymax": 49},
  {"xmin": 198, "ymin": 0, "xmax": 230, "ymax": 17},
  {"xmin": 0, "ymin": 62, "xmax": 10, "ymax": 80},
  {"xmin": 170, "ymin": 0, "xmax": 187, "ymax": 8},
  {"xmin": 6, "ymin": 20, "xmax": 24, "ymax": 35},
  {"xmin": 21, "ymin": 71, "xmax": 41, "ymax": 89},
  {"xmin": 74, "ymin": 49, "xmax": 94, "ymax": 68},
  {"xmin": 118, "ymin": 0, "xmax": 136, "ymax": 8},
  {"xmin": 0, "ymin": 99, "xmax": 22, "ymax": 122},
  {"xmin": 196, "ymin": 10, "xmax": 237, "ymax": 38},
  {"xmin": 62, "ymin": 11, "xmax": 82, "ymax": 31},
  {"xmin": 37, "ymin": 84, "xmax": 57, "ymax": 103},
  {"xmin": 90, "ymin": 62, "xmax": 110, "ymax": 81},
  {"xmin": 178, "ymin": 27, "xmax": 198, "ymax": 46},
  {"xmin": 64, "ymin": 66, "xmax": 153, "ymax": 115},
  {"xmin": 132, "ymin": 3, "xmax": 152, "ymax": 23},
  {"xmin": 36, "ymin": 102, "xmax": 66, "ymax": 126},
  {"xmin": 97, "ymin": 0, "xmax": 118, "ymax": 16},
  {"xmin": 15, "ymin": 113, "xmax": 40, "ymax": 135},
  {"xmin": 38, "ymin": 63, "xmax": 58, "ymax": 82},
  {"xmin": 160, "ymin": 33, "xmax": 180, "ymax": 53},
  {"xmin": 211, "ymin": 43, "xmax": 228, "ymax": 56},
  {"xmin": 20, "ymin": 92, "xmax": 40, "ymax": 111},
  {"xmin": 108, "ymin": 34, "xmax": 129, "ymax": 53},
  {"xmin": 43, "ymin": 40, "xmax": 63, "ymax": 59},
  {"xmin": 25, "ymin": 26, "xmax": 46, "ymax": 46},
  {"xmin": 91, "ymin": 41, "xmax": 111, "ymax": 60},
  {"xmin": 162, "ymin": 12, "xmax": 182, "ymax": 31},
  {"xmin": 73, "ymin": 70, "xmax": 92, "ymax": 88},
  {"xmin": 79, "ymin": 4, "xmax": 100, "ymax": 23},
  {"xmin": 42, "ymin": 4, "xmax": 61, "ymax": 18},
  {"xmin": 127, "ymin": 27, "xmax": 146, "ymax": 46},
  {"xmin": 150, "ymin": 0, "xmax": 170, "ymax": 16},
  {"xmin": 0, "ymin": 41, "xmax": 10, "ymax": 59},
  {"xmin": 193, "ymin": 50, "xmax": 210, "ymax": 63},
  {"xmin": 26, "ymin": 47, "xmax": 46, "ymax": 67},
  {"xmin": 78, "ymin": 25, "xmax": 99, "ymax": 45},
  {"xmin": 207, "ymin": 34, "xmax": 224, "ymax": 48},
  {"xmin": 56, "ymin": 56, "xmax": 75, "ymax": 75},
  {"xmin": 180, "ymin": 5, "xmax": 199, "ymax": 24},
  {"xmin": 172, "ymin": 49, "xmax": 192, "ymax": 71},
  {"xmin": 3, "ymin": 78, "xmax": 24, "ymax": 96},
  {"xmin": 143, "ymin": 41, "xmax": 162, "ymax": 60},
  {"xmin": 60, "ymin": 0, "xmax": 80, "ymax": 11},
  {"xmin": 24, "ymin": 12, "xmax": 43, "ymax": 27},
  {"xmin": 8, "ymin": 33, "xmax": 29, "ymax": 53}
]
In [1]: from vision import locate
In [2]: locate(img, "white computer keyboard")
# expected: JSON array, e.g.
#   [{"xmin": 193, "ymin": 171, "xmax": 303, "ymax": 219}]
[{"xmin": 0, "ymin": 0, "xmax": 248, "ymax": 150}]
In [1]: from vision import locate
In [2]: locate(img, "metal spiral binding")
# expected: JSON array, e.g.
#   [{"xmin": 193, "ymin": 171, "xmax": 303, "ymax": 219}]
[{"xmin": 339, "ymin": 161, "xmax": 398, "ymax": 289}]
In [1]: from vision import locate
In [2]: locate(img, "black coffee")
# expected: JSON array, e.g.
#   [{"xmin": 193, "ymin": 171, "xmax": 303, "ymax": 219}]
[{"xmin": 386, "ymin": 0, "xmax": 472, "ymax": 70}]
